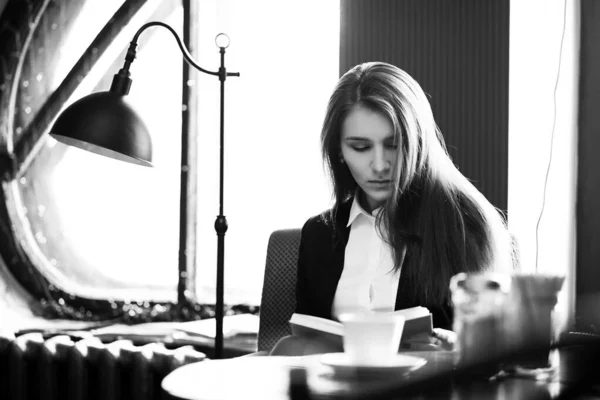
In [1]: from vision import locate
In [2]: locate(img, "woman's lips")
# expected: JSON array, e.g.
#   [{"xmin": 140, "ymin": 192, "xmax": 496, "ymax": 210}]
[{"xmin": 368, "ymin": 180, "xmax": 391, "ymax": 189}]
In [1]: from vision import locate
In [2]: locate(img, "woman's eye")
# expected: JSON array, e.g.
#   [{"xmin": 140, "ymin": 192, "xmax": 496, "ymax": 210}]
[
  {"xmin": 386, "ymin": 143, "xmax": 398, "ymax": 149},
  {"xmin": 352, "ymin": 146, "xmax": 369, "ymax": 152}
]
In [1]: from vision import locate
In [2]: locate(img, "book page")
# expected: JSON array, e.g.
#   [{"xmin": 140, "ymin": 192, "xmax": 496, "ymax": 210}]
[
  {"xmin": 391, "ymin": 306, "xmax": 430, "ymax": 320},
  {"xmin": 289, "ymin": 314, "xmax": 343, "ymax": 336}
]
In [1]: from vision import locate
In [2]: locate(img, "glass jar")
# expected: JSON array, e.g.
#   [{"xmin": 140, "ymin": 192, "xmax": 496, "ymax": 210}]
[{"xmin": 450, "ymin": 272, "xmax": 511, "ymax": 372}]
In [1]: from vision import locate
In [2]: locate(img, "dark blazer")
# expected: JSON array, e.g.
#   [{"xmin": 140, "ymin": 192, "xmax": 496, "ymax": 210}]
[{"xmin": 295, "ymin": 199, "xmax": 454, "ymax": 330}]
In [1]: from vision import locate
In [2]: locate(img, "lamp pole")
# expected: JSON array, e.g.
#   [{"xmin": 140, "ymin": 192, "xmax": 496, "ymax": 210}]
[{"xmin": 214, "ymin": 37, "xmax": 231, "ymax": 360}]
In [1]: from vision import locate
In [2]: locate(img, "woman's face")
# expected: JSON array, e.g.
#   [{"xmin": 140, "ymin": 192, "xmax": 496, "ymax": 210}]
[{"xmin": 340, "ymin": 105, "xmax": 397, "ymax": 212}]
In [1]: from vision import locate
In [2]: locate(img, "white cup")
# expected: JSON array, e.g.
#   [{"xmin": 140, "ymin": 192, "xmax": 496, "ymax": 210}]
[{"xmin": 338, "ymin": 312, "xmax": 406, "ymax": 366}]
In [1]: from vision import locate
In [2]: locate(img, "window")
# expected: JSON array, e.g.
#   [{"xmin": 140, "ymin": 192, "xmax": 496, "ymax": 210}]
[{"xmin": 1, "ymin": 0, "xmax": 340, "ymax": 317}]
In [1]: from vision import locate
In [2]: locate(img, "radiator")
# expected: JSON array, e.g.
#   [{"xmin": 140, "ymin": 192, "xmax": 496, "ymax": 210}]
[{"xmin": 0, "ymin": 331, "xmax": 207, "ymax": 400}]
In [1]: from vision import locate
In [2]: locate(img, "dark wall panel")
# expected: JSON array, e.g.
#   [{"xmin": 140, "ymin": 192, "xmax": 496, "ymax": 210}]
[
  {"xmin": 576, "ymin": 0, "xmax": 600, "ymax": 331},
  {"xmin": 340, "ymin": 0, "xmax": 509, "ymax": 211}
]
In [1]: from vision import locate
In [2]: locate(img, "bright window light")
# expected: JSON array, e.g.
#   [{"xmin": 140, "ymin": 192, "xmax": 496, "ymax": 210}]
[{"xmin": 192, "ymin": 0, "xmax": 340, "ymax": 305}]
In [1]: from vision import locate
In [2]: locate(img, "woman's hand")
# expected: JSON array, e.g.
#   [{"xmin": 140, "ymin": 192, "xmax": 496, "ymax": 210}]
[
  {"xmin": 432, "ymin": 328, "xmax": 456, "ymax": 350},
  {"xmin": 401, "ymin": 328, "xmax": 456, "ymax": 351}
]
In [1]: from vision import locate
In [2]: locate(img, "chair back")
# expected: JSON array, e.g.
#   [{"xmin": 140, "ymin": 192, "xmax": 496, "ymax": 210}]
[{"xmin": 257, "ymin": 228, "xmax": 301, "ymax": 352}]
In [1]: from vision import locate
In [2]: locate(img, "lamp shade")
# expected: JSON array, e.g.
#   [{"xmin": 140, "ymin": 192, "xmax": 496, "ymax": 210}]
[{"xmin": 50, "ymin": 91, "xmax": 153, "ymax": 167}]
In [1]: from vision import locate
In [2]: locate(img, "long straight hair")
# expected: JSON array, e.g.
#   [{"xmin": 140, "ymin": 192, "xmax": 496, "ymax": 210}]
[{"xmin": 321, "ymin": 62, "xmax": 513, "ymax": 306}]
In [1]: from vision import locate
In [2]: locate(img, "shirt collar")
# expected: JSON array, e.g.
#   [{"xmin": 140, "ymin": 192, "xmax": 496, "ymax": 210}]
[{"xmin": 346, "ymin": 191, "xmax": 382, "ymax": 227}]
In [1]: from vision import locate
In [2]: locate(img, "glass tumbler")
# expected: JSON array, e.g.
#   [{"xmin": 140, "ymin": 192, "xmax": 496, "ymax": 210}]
[{"xmin": 450, "ymin": 272, "xmax": 511, "ymax": 376}]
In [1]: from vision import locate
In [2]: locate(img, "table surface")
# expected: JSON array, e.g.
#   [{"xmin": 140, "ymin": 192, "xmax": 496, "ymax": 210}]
[{"xmin": 161, "ymin": 348, "xmax": 596, "ymax": 400}]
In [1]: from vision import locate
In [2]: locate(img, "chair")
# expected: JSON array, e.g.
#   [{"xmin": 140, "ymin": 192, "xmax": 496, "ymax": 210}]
[{"xmin": 257, "ymin": 228, "xmax": 302, "ymax": 353}]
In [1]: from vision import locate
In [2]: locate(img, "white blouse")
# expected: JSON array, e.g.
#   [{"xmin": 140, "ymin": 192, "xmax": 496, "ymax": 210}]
[{"xmin": 331, "ymin": 197, "xmax": 401, "ymax": 320}]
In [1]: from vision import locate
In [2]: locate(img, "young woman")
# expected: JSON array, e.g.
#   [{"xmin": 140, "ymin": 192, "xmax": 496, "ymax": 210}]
[{"xmin": 271, "ymin": 62, "xmax": 516, "ymax": 355}]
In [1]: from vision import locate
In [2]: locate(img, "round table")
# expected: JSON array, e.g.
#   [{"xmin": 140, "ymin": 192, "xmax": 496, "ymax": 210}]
[{"xmin": 161, "ymin": 350, "xmax": 579, "ymax": 400}]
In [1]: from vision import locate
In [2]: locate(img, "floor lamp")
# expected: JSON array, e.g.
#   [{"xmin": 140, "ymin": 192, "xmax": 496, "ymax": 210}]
[{"xmin": 49, "ymin": 21, "xmax": 239, "ymax": 359}]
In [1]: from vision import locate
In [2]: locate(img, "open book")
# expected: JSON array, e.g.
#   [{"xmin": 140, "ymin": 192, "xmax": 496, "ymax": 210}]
[{"xmin": 289, "ymin": 306, "xmax": 433, "ymax": 345}]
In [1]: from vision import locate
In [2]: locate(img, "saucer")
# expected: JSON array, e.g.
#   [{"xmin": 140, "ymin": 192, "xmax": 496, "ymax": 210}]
[{"xmin": 320, "ymin": 353, "xmax": 427, "ymax": 378}]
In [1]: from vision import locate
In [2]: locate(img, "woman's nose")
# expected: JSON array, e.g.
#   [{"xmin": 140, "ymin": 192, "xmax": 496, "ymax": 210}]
[{"xmin": 371, "ymin": 148, "xmax": 391, "ymax": 173}]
